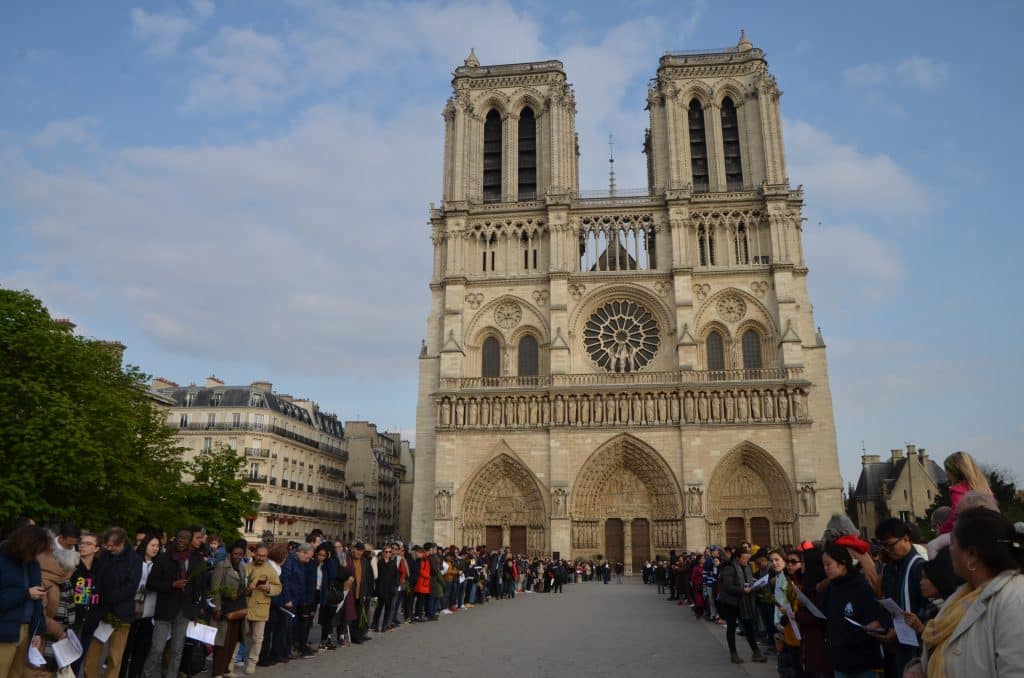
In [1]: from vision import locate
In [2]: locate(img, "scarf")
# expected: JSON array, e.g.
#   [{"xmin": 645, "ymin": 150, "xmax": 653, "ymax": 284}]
[{"xmin": 922, "ymin": 582, "xmax": 985, "ymax": 678}]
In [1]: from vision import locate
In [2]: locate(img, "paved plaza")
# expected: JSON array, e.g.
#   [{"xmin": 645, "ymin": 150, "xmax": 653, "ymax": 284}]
[{"xmin": 260, "ymin": 579, "xmax": 773, "ymax": 677}]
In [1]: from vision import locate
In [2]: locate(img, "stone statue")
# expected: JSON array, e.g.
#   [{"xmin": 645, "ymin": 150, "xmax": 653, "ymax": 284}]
[
  {"xmin": 505, "ymin": 397, "xmax": 515, "ymax": 426},
  {"xmin": 631, "ymin": 393, "xmax": 642, "ymax": 424},
  {"xmin": 750, "ymin": 391, "xmax": 761, "ymax": 421},
  {"xmin": 517, "ymin": 397, "xmax": 527, "ymax": 426},
  {"xmin": 552, "ymin": 489, "xmax": 566, "ymax": 518},
  {"xmin": 657, "ymin": 393, "xmax": 668, "ymax": 423},
  {"xmin": 468, "ymin": 398, "xmax": 479, "ymax": 426},
  {"xmin": 480, "ymin": 398, "xmax": 490, "ymax": 427},
  {"xmin": 553, "ymin": 395, "xmax": 564, "ymax": 425},
  {"xmin": 580, "ymin": 396, "xmax": 591, "ymax": 425},
  {"xmin": 593, "ymin": 395, "xmax": 604, "ymax": 424},
  {"xmin": 618, "ymin": 394, "xmax": 629, "ymax": 423},
  {"xmin": 763, "ymin": 391, "xmax": 775, "ymax": 421},
  {"xmin": 710, "ymin": 391, "xmax": 721, "ymax": 422},
  {"xmin": 435, "ymin": 490, "xmax": 451, "ymax": 518},
  {"xmin": 502, "ymin": 351, "xmax": 510, "ymax": 375},
  {"xmin": 440, "ymin": 398, "xmax": 451, "ymax": 426},
  {"xmin": 567, "ymin": 396, "xmax": 578, "ymax": 425},
  {"xmin": 687, "ymin": 486, "xmax": 703, "ymax": 515},
  {"xmin": 670, "ymin": 393, "xmax": 681, "ymax": 422},
  {"xmin": 454, "ymin": 398, "xmax": 464, "ymax": 427},
  {"xmin": 697, "ymin": 392, "xmax": 708, "ymax": 422},
  {"xmin": 793, "ymin": 389, "xmax": 807, "ymax": 421},
  {"xmin": 723, "ymin": 391, "xmax": 735, "ymax": 421},
  {"xmin": 683, "ymin": 392, "xmax": 695, "ymax": 422},
  {"xmin": 800, "ymin": 485, "xmax": 816, "ymax": 514},
  {"xmin": 528, "ymin": 397, "xmax": 539, "ymax": 425},
  {"xmin": 606, "ymin": 395, "xmax": 617, "ymax": 424},
  {"xmin": 777, "ymin": 390, "xmax": 789, "ymax": 420},
  {"xmin": 492, "ymin": 398, "xmax": 503, "ymax": 426},
  {"xmin": 644, "ymin": 393, "xmax": 656, "ymax": 424},
  {"xmin": 736, "ymin": 391, "xmax": 748, "ymax": 422},
  {"xmin": 541, "ymin": 396, "xmax": 551, "ymax": 425}
]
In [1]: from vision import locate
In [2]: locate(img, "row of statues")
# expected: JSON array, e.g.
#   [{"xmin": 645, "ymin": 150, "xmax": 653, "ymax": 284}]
[{"xmin": 438, "ymin": 387, "xmax": 809, "ymax": 428}]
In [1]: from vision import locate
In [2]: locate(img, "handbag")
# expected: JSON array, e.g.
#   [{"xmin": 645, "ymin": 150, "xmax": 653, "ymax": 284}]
[{"xmin": 326, "ymin": 579, "xmax": 345, "ymax": 607}]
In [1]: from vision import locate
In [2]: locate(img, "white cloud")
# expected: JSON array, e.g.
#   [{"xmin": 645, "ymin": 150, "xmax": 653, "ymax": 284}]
[
  {"xmin": 191, "ymin": 0, "xmax": 215, "ymax": 18},
  {"xmin": 803, "ymin": 223, "xmax": 905, "ymax": 301},
  {"xmin": 32, "ymin": 116, "xmax": 100, "ymax": 147},
  {"xmin": 184, "ymin": 27, "xmax": 292, "ymax": 113},
  {"xmin": 843, "ymin": 63, "xmax": 888, "ymax": 87},
  {"xmin": 897, "ymin": 56, "xmax": 948, "ymax": 89},
  {"xmin": 784, "ymin": 119, "xmax": 930, "ymax": 220},
  {"xmin": 130, "ymin": 8, "xmax": 194, "ymax": 57}
]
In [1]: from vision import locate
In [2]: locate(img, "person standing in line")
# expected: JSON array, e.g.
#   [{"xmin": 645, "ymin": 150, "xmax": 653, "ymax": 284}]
[
  {"xmin": 121, "ymin": 532, "xmax": 160, "ymax": 678},
  {"xmin": 346, "ymin": 543, "xmax": 374, "ymax": 643},
  {"xmin": 718, "ymin": 548, "xmax": 766, "ymax": 665},
  {"xmin": 83, "ymin": 527, "xmax": 142, "ymax": 678},
  {"xmin": 143, "ymin": 528, "xmax": 206, "ymax": 678},
  {"xmin": 819, "ymin": 543, "xmax": 885, "ymax": 678},
  {"xmin": 242, "ymin": 544, "xmax": 279, "ymax": 675},
  {"xmin": 69, "ymin": 531, "xmax": 100, "ymax": 675},
  {"xmin": 371, "ymin": 546, "xmax": 397, "ymax": 632},
  {"xmin": 0, "ymin": 526, "xmax": 48, "ymax": 678},
  {"xmin": 875, "ymin": 518, "xmax": 926, "ymax": 674}
]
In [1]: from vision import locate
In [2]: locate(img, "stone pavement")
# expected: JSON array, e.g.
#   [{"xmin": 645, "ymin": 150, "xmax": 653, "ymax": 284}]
[{"xmin": 254, "ymin": 579, "xmax": 774, "ymax": 678}]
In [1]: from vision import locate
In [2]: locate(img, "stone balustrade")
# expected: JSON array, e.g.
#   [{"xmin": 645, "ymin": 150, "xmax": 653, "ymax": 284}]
[{"xmin": 436, "ymin": 384, "xmax": 809, "ymax": 430}]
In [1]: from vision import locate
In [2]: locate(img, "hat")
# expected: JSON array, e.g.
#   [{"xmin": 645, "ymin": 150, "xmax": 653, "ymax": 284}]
[
  {"xmin": 799, "ymin": 541, "xmax": 814, "ymax": 551},
  {"xmin": 710, "ymin": 545, "xmax": 719, "ymax": 550},
  {"xmin": 834, "ymin": 534, "xmax": 870, "ymax": 554},
  {"xmin": 353, "ymin": 541, "xmax": 366, "ymax": 551}
]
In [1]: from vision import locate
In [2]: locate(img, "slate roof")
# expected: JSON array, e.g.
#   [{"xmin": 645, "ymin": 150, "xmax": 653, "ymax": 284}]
[
  {"xmin": 162, "ymin": 385, "xmax": 345, "ymax": 438},
  {"xmin": 852, "ymin": 456, "xmax": 947, "ymax": 499}
]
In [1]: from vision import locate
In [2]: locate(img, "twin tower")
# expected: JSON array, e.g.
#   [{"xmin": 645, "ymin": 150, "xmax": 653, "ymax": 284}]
[{"xmin": 413, "ymin": 34, "xmax": 842, "ymax": 568}]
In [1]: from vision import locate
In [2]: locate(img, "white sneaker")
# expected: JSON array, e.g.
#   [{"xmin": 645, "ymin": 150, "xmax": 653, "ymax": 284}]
[{"xmin": 440, "ymin": 609, "xmax": 452, "ymax": 615}]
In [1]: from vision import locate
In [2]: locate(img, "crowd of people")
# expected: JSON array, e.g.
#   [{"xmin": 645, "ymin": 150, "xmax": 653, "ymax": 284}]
[
  {"xmin": 644, "ymin": 450, "xmax": 1024, "ymax": 677},
  {"xmin": 0, "ymin": 521, "xmax": 578, "ymax": 678}
]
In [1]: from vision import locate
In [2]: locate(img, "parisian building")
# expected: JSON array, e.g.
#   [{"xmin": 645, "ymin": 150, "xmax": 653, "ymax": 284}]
[
  {"xmin": 413, "ymin": 34, "xmax": 844, "ymax": 570},
  {"xmin": 154, "ymin": 376, "xmax": 354, "ymax": 542},
  {"xmin": 849, "ymin": 444, "xmax": 946, "ymax": 538},
  {"xmin": 344, "ymin": 422, "xmax": 405, "ymax": 545}
]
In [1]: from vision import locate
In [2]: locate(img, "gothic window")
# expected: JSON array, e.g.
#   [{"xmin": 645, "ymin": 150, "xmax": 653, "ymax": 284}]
[
  {"xmin": 517, "ymin": 335, "xmax": 539, "ymax": 377},
  {"xmin": 583, "ymin": 300, "xmax": 660, "ymax": 373},
  {"xmin": 518, "ymin": 107, "xmax": 536, "ymax": 200},
  {"xmin": 734, "ymin": 223, "xmax": 749, "ymax": 265},
  {"xmin": 706, "ymin": 331, "xmax": 725, "ymax": 371},
  {"xmin": 483, "ymin": 110, "xmax": 503, "ymax": 203},
  {"xmin": 721, "ymin": 97, "xmax": 743, "ymax": 190},
  {"xmin": 482, "ymin": 336, "xmax": 501, "ymax": 378},
  {"xmin": 688, "ymin": 99, "xmax": 709, "ymax": 192},
  {"xmin": 741, "ymin": 329, "xmax": 762, "ymax": 370},
  {"xmin": 698, "ymin": 225, "xmax": 716, "ymax": 266}
]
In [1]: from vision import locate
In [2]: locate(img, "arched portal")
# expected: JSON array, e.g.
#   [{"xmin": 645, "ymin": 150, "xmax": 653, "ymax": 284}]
[
  {"xmin": 706, "ymin": 443, "xmax": 795, "ymax": 547},
  {"xmin": 570, "ymin": 434, "xmax": 684, "ymax": 573},
  {"xmin": 460, "ymin": 452, "xmax": 547, "ymax": 556}
]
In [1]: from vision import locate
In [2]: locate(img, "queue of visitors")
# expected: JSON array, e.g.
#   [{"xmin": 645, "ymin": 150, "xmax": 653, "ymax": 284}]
[
  {"xmin": 646, "ymin": 450, "xmax": 1024, "ymax": 677},
  {"xmin": 0, "ymin": 521, "xmax": 577, "ymax": 678}
]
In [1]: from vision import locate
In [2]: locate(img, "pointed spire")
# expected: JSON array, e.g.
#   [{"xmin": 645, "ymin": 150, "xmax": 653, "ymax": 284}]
[
  {"xmin": 608, "ymin": 134, "xmax": 617, "ymax": 198},
  {"xmin": 464, "ymin": 48, "xmax": 480, "ymax": 68},
  {"xmin": 737, "ymin": 29, "xmax": 752, "ymax": 51}
]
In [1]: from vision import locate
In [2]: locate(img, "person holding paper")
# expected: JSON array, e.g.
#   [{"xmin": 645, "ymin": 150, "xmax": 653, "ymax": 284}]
[
  {"xmin": 243, "ymin": 544, "xmax": 281, "ymax": 675},
  {"xmin": 34, "ymin": 529, "xmax": 79, "ymax": 673},
  {"xmin": 0, "ymin": 525, "xmax": 48, "ymax": 678},
  {"xmin": 906, "ymin": 508, "xmax": 1024, "ymax": 678},
  {"xmin": 875, "ymin": 518, "xmax": 926, "ymax": 674},
  {"xmin": 717, "ymin": 548, "xmax": 766, "ymax": 665},
  {"xmin": 820, "ymin": 543, "xmax": 885, "ymax": 678},
  {"xmin": 82, "ymin": 527, "xmax": 142, "ymax": 678}
]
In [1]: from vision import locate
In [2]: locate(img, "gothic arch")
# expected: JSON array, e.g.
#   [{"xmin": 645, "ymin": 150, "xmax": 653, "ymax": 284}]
[
  {"xmin": 465, "ymin": 294, "xmax": 549, "ymax": 347},
  {"xmin": 714, "ymin": 80, "xmax": 747, "ymax": 108},
  {"xmin": 694, "ymin": 287, "xmax": 777, "ymax": 335},
  {"xmin": 568, "ymin": 283, "xmax": 675, "ymax": 345},
  {"xmin": 459, "ymin": 443, "xmax": 548, "ymax": 554},
  {"xmin": 706, "ymin": 442, "xmax": 796, "ymax": 547},
  {"xmin": 510, "ymin": 88, "xmax": 546, "ymax": 118},
  {"xmin": 680, "ymin": 82, "xmax": 714, "ymax": 109},
  {"xmin": 471, "ymin": 90, "xmax": 511, "ymax": 118}
]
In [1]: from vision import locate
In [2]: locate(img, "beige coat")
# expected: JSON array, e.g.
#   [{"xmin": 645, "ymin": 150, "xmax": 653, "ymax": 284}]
[
  {"xmin": 243, "ymin": 562, "xmax": 281, "ymax": 622},
  {"xmin": 920, "ymin": 570, "xmax": 1024, "ymax": 677}
]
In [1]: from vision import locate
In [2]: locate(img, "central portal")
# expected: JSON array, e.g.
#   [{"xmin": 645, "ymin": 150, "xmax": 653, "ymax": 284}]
[{"xmin": 570, "ymin": 434, "xmax": 685, "ymax": 574}]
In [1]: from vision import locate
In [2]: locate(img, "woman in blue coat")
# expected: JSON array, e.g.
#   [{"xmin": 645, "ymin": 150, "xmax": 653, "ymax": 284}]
[
  {"xmin": 0, "ymin": 525, "xmax": 49, "ymax": 678},
  {"xmin": 820, "ymin": 542, "xmax": 885, "ymax": 678}
]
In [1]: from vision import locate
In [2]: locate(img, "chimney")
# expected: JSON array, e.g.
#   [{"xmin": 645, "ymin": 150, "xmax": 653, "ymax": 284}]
[
  {"xmin": 53, "ymin": 318, "xmax": 77, "ymax": 332},
  {"xmin": 906, "ymin": 444, "xmax": 917, "ymax": 457},
  {"xmin": 206, "ymin": 375, "xmax": 224, "ymax": 387},
  {"xmin": 250, "ymin": 380, "xmax": 273, "ymax": 392},
  {"xmin": 862, "ymin": 454, "xmax": 881, "ymax": 465},
  {"xmin": 151, "ymin": 377, "xmax": 179, "ymax": 390},
  {"xmin": 918, "ymin": 447, "xmax": 928, "ymax": 463},
  {"xmin": 99, "ymin": 340, "xmax": 126, "ymax": 364},
  {"xmin": 890, "ymin": 448, "xmax": 904, "ymax": 462}
]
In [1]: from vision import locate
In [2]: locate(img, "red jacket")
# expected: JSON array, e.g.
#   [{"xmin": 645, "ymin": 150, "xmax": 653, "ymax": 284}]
[{"xmin": 414, "ymin": 558, "xmax": 431, "ymax": 595}]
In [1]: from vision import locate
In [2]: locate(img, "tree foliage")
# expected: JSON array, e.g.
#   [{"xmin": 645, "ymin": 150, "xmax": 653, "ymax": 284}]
[{"xmin": 0, "ymin": 288, "xmax": 257, "ymax": 536}]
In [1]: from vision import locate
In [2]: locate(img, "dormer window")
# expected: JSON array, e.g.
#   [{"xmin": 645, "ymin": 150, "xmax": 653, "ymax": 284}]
[
  {"xmin": 184, "ymin": 392, "xmax": 196, "ymax": 407},
  {"xmin": 249, "ymin": 393, "xmax": 262, "ymax": 408}
]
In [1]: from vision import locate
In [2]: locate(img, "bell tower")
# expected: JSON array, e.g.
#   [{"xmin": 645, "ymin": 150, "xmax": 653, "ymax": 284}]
[{"xmin": 441, "ymin": 49, "xmax": 579, "ymax": 206}]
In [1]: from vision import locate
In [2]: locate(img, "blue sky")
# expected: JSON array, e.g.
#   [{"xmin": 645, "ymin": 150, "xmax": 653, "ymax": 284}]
[{"xmin": 2, "ymin": 1, "xmax": 1022, "ymax": 489}]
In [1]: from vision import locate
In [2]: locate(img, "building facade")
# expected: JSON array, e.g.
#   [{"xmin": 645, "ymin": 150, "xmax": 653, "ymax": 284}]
[
  {"xmin": 849, "ymin": 444, "xmax": 946, "ymax": 537},
  {"xmin": 155, "ymin": 377, "xmax": 353, "ymax": 542},
  {"xmin": 398, "ymin": 440, "xmax": 415, "ymax": 540},
  {"xmin": 413, "ymin": 35, "xmax": 844, "ymax": 570},
  {"xmin": 344, "ymin": 421, "xmax": 404, "ymax": 545}
]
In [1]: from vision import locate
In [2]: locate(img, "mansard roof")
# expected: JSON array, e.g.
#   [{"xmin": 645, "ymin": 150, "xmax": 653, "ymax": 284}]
[
  {"xmin": 163, "ymin": 385, "xmax": 345, "ymax": 438},
  {"xmin": 852, "ymin": 456, "xmax": 947, "ymax": 499}
]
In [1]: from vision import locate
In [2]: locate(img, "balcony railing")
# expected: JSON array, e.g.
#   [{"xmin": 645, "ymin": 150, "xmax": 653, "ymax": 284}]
[
  {"xmin": 440, "ymin": 367, "xmax": 805, "ymax": 391},
  {"xmin": 245, "ymin": 448, "xmax": 270, "ymax": 458},
  {"xmin": 247, "ymin": 475, "xmax": 269, "ymax": 484},
  {"xmin": 171, "ymin": 421, "xmax": 347, "ymax": 457}
]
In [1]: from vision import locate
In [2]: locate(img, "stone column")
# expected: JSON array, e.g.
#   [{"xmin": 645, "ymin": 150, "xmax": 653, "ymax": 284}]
[{"xmin": 623, "ymin": 519, "xmax": 633, "ymax": 576}]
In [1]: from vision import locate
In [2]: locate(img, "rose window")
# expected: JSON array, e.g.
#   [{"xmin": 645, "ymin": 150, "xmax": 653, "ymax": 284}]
[{"xmin": 583, "ymin": 300, "xmax": 660, "ymax": 373}]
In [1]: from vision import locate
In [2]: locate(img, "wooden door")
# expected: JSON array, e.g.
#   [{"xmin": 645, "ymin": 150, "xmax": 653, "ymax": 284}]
[
  {"xmin": 486, "ymin": 525, "xmax": 503, "ymax": 552},
  {"xmin": 631, "ymin": 518, "xmax": 650, "ymax": 573},
  {"xmin": 510, "ymin": 526, "xmax": 527, "ymax": 555},
  {"xmin": 604, "ymin": 518, "xmax": 624, "ymax": 565},
  {"xmin": 750, "ymin": 517, "xmax": 771, "ymax": 547},
  {"xmin": 725, "ymin": 517, "xmax": 746, "ymax": 547}
]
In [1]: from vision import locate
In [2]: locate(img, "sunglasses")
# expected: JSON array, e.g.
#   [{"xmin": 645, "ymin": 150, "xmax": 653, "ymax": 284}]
[{"xmin": 786, "ymin": 559, "xmax": 801, "ymax": 565}]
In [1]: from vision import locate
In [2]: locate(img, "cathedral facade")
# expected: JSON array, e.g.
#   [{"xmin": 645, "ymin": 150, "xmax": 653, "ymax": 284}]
[{"xmin": 412, "ymin": 34, "xmax": 843, "ymax": 571}]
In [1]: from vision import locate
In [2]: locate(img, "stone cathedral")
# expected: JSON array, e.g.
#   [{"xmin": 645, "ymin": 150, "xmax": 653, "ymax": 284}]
[{"xmin": 412, "ymin": 34, "xmax": 843, "ymax": 572}]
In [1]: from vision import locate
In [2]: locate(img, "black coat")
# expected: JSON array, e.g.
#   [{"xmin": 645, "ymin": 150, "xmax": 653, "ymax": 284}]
[
  {"xmin": 821, "ymin": 571, "xmax": 884, "ymax": 673},
  {"xmin": 375, "ymin": 558, "xmax": 398, "ymax": 597},
  {"xmin": 92, "ymin": 547, "xmax": 142, "ymax": 625},
  {"xmin": 147, "ymin": 548, "xmax": 207, "ymax": 622}
]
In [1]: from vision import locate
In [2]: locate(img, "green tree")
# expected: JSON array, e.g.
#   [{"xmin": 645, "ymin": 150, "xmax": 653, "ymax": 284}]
[
  {"xmin": 174, "ymin": 445, "xmax": 260, "ymax": 543},
  {"xmin": 0, "ymin": 288, "xmax": 257, "ymax": 535}
]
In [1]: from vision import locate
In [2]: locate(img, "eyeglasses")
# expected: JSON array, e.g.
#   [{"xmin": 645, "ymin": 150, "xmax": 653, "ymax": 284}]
[
  {"xmin": 786, "ymin": 559, "xmax": 801, "ymax": 565},
  {"xmin": 881, "ymin": 539, "xmax": 903, "ymax": 550}
]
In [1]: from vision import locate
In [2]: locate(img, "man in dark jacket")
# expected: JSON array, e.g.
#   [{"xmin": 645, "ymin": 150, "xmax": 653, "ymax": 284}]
[
  {"xmin": 876, "ymin": 518, "xmax": 926, "ymax": 674},
  {"xmin": 346, "ymin": 543, "xmax": 374, "ymax": 644},
  {"xmin": 142, "ymin": 528, "xmax": 207, "ymax": 678},
  {"xmin": 82, "ymin": 527, "xmax": 141, "ymax": 678},
  {"xmin": 281, "ymin": 544, "xmax": 312, "ymax": 657}
]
